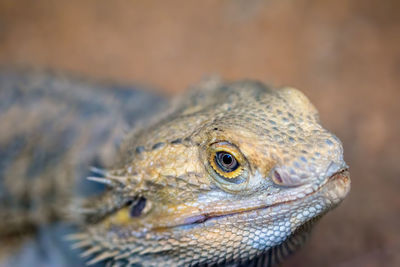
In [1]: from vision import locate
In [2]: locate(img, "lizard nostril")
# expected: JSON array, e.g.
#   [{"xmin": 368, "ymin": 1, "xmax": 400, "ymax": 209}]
[
  {"xmin": 272, "ymin": 170, "xmax": 283, "ymax": 185},
  {"xmin": 271, "ymin": 168, "xmax": 305, "ymax": 187}
]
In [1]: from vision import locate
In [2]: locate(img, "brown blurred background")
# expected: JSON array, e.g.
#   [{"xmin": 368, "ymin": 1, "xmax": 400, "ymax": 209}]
[{"xmin": 0, "ymin": 0, "xmax": 399, "ymax": 266}]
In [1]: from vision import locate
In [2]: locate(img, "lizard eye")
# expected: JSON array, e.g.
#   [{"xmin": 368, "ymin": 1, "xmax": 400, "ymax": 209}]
[
  {"xmin": 208, "ymin": 142, "xmax": 246, "ymax": 183},
  {"xmin": 215, "ymin": 151, "xmax": 239, "ymax": 173}
]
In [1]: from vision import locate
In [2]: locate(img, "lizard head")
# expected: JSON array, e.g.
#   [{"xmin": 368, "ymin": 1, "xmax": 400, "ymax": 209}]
[{"xmin": 72, "ymin": 79, "xmax": 350, "ymax": 265}]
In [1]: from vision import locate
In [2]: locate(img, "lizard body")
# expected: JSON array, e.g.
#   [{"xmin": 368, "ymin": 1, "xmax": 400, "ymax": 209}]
[
  {"xmin": 0, "ymin": 71, "xmax": 350, "ymax": 266},
  {"xmin": 0, "ymin": 70, "xmax": 165, "ymax": 246}
]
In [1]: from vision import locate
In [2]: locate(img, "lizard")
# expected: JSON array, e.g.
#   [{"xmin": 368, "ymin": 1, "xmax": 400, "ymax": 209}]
[{"xmin": 0, "ymin": 70, "xmax": 350, "ymax": 266}]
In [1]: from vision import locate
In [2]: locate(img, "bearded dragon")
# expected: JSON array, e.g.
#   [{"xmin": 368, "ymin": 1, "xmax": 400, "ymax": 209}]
[{"xmin": 0, "ymin": 70, "xmax": 350, "ymax": 266}]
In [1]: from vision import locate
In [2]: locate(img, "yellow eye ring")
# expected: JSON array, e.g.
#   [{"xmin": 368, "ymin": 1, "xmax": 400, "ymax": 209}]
[{"xmin": 208, "ymin": 142, "xmax": 244, "ymax": 179}]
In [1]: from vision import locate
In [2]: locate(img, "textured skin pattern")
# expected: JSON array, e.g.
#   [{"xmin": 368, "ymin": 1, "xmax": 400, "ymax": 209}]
[{"xmin": 69, "ymin": 78, "xmax": 351, "ymax": 266}]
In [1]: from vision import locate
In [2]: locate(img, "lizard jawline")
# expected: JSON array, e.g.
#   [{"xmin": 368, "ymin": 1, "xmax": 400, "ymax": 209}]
[{"xmin": 157, "ymin": 169, "xmax": 349, "ymax": 230}]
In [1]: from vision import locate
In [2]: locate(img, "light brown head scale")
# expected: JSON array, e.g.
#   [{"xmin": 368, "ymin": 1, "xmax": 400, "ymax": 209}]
[{"xmin": 74, "ymin": 78, "xmax": 350, "ymax": 266}]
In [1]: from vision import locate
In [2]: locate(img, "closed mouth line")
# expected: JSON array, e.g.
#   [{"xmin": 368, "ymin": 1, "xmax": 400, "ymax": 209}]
[{"xmin": 156, "ymin": 169, "xmax": 349, "ymax": 230}]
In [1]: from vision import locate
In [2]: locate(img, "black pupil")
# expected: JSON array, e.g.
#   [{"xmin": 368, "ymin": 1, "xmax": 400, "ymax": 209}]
[
  {"xmin": 216, "ymin": 152, "xmax": 238, "ymax": 172},
  {"xmin": 222, "ymin": 154, "xmax": 233, "ymax": 165}
]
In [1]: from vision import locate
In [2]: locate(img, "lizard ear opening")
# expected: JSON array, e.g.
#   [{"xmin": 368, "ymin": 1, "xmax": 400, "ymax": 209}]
[{"xmin": 129, "ymin": 197, "xmax": 147, "ymax": 217}]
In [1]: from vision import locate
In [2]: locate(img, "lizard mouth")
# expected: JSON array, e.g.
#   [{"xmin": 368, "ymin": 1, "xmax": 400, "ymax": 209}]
[{"xmin": 170, "ymin": 169, "xmax": 350, "ymax": 228}]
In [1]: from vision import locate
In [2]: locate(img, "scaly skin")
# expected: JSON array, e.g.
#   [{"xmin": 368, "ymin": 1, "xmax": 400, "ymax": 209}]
[{"xmin": 69, "ymin": 78, "xmax": 350, "ymax": 266}]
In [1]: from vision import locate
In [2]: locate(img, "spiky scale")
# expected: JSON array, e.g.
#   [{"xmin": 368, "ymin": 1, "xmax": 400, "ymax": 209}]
[
  {"xmin": 87, "ymin": 251, "xmax": 119, "ymax": 265},
  {"xmin": 71, "ymin": 240, "xmax": 92, "ymax": 249},
  {"xmin": 81, "ymin": 246, "xmax": 102, "ymax": 257},
  {"xmin": 86, "ymin": 176, "xmax": 115, "ymax": 186}
]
